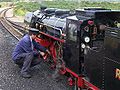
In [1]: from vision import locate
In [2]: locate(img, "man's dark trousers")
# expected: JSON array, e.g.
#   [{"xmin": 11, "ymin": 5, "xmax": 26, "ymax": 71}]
[{"xmin": 14, "ymin": 52, "xmax": 41, "ymax": 74}]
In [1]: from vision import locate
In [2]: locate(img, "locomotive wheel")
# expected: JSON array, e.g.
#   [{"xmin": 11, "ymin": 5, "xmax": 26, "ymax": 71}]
[{"xmin": 29, "ymin": 17, "xmax": 36, "ymax": 28}]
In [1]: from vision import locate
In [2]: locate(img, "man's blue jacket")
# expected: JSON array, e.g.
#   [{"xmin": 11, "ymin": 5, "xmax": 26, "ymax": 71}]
[{"xmin": 12, "ymin": 34, "xmax": 46, "ymax": 61}]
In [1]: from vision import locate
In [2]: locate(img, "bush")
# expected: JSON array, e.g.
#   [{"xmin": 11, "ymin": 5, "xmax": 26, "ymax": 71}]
[
  {"xmin": 14, "ymin": 1, "xmax": 120, "ymax": 16},
  {"xmin": 14, "ymin": 2, "xmax": 40, "ymax": 16}
]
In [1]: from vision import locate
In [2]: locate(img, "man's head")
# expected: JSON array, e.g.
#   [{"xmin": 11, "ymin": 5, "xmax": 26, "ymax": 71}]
[{"xmin": 29, "ymin": 28, "xmax": 39, "ymax": 39}]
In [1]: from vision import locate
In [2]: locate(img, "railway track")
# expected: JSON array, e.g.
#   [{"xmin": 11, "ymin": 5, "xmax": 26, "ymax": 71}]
[{"xmin": 0, "ymin": 7, "xmax": 28, "ymax": 40}]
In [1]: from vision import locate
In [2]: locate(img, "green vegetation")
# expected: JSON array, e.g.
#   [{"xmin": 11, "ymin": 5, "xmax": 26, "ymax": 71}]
[
  {"xmin": 14, "ymin": 1, "xmax": 120, "ymax": 16},
  {"xmin": 14, "ymin": 2, "xmax": 40, "ymax": 16},
  {"xmin": 41, "ymin": 1, "xmax": 79, "ymax": 9},
  {"xmin": 0, "ymin": 2, "xmax": 12, "ymax": 7},
  {"xmin": 79, "ymin": 1, "xmax": 120, "ymax": 10}
]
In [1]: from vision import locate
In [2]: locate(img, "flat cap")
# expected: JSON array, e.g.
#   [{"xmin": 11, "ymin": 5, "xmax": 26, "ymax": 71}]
[{"xmin": 29, "ymin": 28, "xmax": 39, "ymax": 35}]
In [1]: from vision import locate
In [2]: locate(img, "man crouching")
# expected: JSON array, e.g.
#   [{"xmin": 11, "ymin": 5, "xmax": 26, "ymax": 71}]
[{"xmin": 12, "ymin": 28, "xmax": 50, "ymax": 78}]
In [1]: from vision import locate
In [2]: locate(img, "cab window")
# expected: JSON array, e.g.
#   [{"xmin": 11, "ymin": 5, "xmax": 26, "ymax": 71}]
[{"xmin": 68, "ymin": 23, "xmax": 77, "ymax": 41}]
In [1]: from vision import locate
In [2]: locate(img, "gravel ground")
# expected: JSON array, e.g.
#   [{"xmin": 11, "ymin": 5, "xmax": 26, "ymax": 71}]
[{"xmin": 0, "ymin": 23, "xmax": 72, "ymax": 90}]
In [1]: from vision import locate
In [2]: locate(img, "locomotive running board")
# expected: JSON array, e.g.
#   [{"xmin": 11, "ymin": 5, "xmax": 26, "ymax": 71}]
[{"xmin": 65, "ymin": 68, "xmax": 100, "ymax": 90}]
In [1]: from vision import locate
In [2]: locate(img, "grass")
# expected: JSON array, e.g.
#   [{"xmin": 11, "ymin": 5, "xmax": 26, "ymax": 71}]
[{"xmin": 14, "ymin": 2, "xmax": 40, "ymax": 16}]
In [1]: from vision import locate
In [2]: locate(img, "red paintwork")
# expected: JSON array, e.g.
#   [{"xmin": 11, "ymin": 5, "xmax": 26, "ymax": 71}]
[
  {"xmin": 35, "ymin": 36, "xmax": 57, "ymax": 67},
  {"xmin": 77, "ymin": 76, "xmax": 84, "ymax": 88},
  {"xmin": 83, "ymin": 78, "xmax": 100, "ymax": 90},
  {"xmin": 49, "ymin": 42, "xmax": 57, "ymax": 66},
  {"xmin": 39, "ymin": 31, "xmax": 65, "ymax": 43},
  {"xmin": 88, "ymin": 20, "xmax": 94, "ymax": 26},
  {"xmin": 35, "ymin": 37, "xmax": 52, "ymax": 47},
  {"xmin": 59, "ymin": 67, "xmax": 66, "ymax": 75},
  {"xmin": 63, "ymin": 68, "xmax": 100, "ymax": 90},
  {"xmin": 68, "ymin": 77, "xmax": 74, "ymax": 86}
]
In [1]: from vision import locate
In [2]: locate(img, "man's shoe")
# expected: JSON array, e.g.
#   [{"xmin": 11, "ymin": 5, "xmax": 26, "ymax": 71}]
[{"xmin": 20, "ymin": 72, "xmax": 31, "ymax": 78}]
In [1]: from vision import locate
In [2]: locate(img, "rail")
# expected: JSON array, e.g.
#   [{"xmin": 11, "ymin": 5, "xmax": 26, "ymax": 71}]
[{"xmin": 0, "ymin": 7, "xmax": 28, "ymax": 41}]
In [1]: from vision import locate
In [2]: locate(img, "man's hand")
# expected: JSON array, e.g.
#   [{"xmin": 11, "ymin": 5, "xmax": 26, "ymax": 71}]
[
  {"xmin": 39, "ymin": 51, "xmax": 45, "ymax": 56},
  {"xmin": 46, "ymin": 49, "xmax": 50, "ymax": 55}
]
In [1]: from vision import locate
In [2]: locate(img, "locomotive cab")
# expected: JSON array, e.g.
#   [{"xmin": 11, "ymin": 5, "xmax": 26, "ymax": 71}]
[
  {"xmin": 63, "ymin": 9, "xmax": 108, "ymax": 75},
  {"xmin": 63, "ymin": 9, "xmax": 120, "ymax": 90},
  {"xmin": 63, "ymin": 15, "xmax": 94, "ymax": 74}
]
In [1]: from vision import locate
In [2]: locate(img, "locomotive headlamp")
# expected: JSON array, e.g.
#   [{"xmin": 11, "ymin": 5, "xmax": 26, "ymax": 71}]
[
  {"xmin": 39, "ymin": 24, "xmax": 43, "ymax": 29},
  {"xmin": 84, "ymin": 36, "xmax": 90, "ymax": 43},
  {"xmin": 36, "ymin": 23, "xmax": 39, "ymax": 27},
  {"xmin": 81, "ymin": 43, "xmax": 85, "ymax": 48}
]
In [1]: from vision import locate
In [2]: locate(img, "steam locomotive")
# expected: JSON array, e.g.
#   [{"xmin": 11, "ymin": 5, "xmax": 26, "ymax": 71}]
[{"xmin": 24, "ymin": 7, "xmax": 120, "ymax": 90}]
